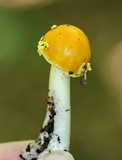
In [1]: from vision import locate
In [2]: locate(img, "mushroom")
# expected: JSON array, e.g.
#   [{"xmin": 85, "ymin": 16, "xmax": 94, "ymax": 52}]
[{"xmin": 20, "ymin": 24, "xmax": 91, "ymax": 160}]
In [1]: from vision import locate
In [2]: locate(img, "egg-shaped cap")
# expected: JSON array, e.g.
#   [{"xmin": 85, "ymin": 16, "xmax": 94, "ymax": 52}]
[{"xmin": 38, "ymin": 24, "xmax": 91, "ymax": 78}]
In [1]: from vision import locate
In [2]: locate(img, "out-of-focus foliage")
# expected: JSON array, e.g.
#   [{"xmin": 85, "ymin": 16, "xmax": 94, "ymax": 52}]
[
  {"xmin": 0, "ymin": 0, "xmax": 57, "ymax": 8},
  {"xmin": 0, "ymin": 0, "xmax": 122, "ymax": 160}
]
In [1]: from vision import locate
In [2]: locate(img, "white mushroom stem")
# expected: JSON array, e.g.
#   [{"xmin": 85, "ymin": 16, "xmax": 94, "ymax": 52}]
[
  {"xmin": 47, "ymin": 65, "xmax": 70, "ymax": 150},
  {"xmin": 21, "ymin": 65, "xmax": 71, "ymax": 160}
]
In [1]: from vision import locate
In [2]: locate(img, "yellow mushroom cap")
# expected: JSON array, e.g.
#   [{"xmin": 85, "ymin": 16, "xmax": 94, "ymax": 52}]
[{"xmin": 38, "ymin": 24, "xmax": 91, "ymax": 78}]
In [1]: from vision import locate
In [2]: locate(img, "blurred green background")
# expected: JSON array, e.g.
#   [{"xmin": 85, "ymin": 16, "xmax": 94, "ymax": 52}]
[{"xmin": 0, "ymin": 0, "xmax": 122, "ymax": 159}]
